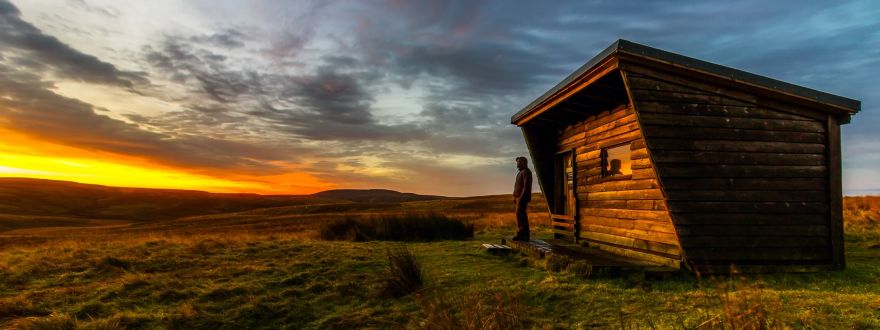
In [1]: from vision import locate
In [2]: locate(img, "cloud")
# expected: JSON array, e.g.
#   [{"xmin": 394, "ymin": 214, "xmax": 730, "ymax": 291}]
[
  {"xmin": 284, "ymin": 67, "xmax": 376, "ymax": 125},
  {"xmin": 143, "ymin": 39, "xmax": 263, "ymax": 102},
  {"xmin": 189, "ymin": 28, "xmax": 247, "ymax": 48},
  {"xmin": 0, "ymin": 0, "xmax": 145, "ymax": 88},
  {"xmin": 140, "ymin": 33, "xmax": 429, "ymax": 143},
  {"xmin": 0, "ymin": 63, "xmax": 300, "ymax": 172},
  {"xmin": 67, "ymin": 0, "xmax": 119, "ymax": 18},
  {"xmin": 0, "ymin": 0, "xmax": 310, "ymax": 174},
  {"xmin": 2, "ymin": 0, "xmax": 876, "ymax": 195},
  {"xmin": 349, "ymin": 1, "xmax": 580, "ymax": 102}
]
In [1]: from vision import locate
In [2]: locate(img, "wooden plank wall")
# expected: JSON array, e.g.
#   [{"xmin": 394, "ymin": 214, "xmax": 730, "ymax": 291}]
[
  {"xmin": 556, "ymin": 104, "xmax": 681, "ymax": 268},
  {"xmin": 623, "ymin": 64, "xmax": 832, "ymax": 266}
]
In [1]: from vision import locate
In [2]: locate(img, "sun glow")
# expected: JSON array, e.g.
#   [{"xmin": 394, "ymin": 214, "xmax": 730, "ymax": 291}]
[{"xmin": 0, "ymin": 129, "xmax": 332, "ymax": 194}]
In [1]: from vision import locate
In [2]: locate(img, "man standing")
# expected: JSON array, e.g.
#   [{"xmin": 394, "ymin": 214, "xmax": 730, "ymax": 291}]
[{"xmin": 513, "ymin": 156, "xmax": 532, "ymax": 241}]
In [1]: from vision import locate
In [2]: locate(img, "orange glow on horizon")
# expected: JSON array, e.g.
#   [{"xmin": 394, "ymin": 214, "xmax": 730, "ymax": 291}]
[{"xmin": 0, "ymin": 129, "xmax": 335, "ymax": 195}]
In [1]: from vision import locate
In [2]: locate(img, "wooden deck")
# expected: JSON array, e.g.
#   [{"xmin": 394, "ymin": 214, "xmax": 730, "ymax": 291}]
[{"xmin": 505, "ymin": 238, "xmax": 679, "ymax": 273}]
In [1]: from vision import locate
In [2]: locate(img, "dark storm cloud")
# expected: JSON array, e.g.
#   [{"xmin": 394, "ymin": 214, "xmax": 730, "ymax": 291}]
[
  {"xmin": 348, "ymin": 0, "xmax": 876, "ymax": 109},
  {"xmin": 414, "ymin": 103, "xmax": 521, "ymax": 157},
  {"xmin": 362, "ymin": 1, "xmax": 847, "ymax": 100},
  {"xmin": 256, "ymin": 62, "xmax": 429, "ymax": 141},
  {"xmin": 143, "ymin": 39, "xmax": 264, "ymax": 103},
  {"xmin": 141, "ymin": 34, "xmax": 428, "ymax": 142},
  {"xmin": 283, "ymin": 67, "xmax": 375, "ymax": 125},
  {"xmin": 352, "ymin": 1, "xmax": 582, "ymax": 100},
  {"xmin": 0, "ymin": 0, "xmax": 145, "ymax": 88}
]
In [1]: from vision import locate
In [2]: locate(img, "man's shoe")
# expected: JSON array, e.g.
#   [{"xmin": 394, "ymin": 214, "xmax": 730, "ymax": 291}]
[{"xmin": 511, "ymin": 236, "xmax": 530, "ymax": 242}]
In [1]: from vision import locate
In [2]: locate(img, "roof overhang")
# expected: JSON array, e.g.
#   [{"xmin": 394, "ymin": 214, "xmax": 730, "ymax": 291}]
[{"xmin": 512, "ymin": 39, "xmax": 861, "ymax": 126}]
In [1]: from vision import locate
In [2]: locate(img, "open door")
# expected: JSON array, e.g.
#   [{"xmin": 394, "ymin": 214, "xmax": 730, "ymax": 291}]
[{"xmin": 551, "ymin": 150, "xmax": 577, "ymax": 241}]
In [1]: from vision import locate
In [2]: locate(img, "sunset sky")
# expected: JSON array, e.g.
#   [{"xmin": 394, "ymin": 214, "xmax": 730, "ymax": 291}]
[{"xmin": 0, "ymin": 0, "xmax": 877, "ymax": 196}]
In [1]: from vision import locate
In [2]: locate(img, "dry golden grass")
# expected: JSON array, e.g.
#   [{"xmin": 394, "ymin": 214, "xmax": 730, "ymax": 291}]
[
  {"xmin": 0, "ymin": 195, "xmax": 877, "ymax": 328},
  {"xmin": 844, "ymin": 195, "xmax": 880, "ymax": 230}
]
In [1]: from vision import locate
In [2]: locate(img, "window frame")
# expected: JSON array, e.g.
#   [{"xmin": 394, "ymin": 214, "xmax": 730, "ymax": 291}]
[{"xmin": 600, "ymin": 143, "xmax": 633, "ymax": 182}]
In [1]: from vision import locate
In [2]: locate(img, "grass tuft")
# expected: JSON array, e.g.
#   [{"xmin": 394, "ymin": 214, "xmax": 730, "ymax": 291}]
[
  {"xmin": 418, "ymin": 289, "xmax": 527, "ymax": 329},
  {"xmin": 382, "ymin": 245, "xmax": 424, "ymax": 298},
  {"xmin": 0, "ymin": 295, "xmax": 44, "ymax": 319},
  {"xmin": 566, "ymin": 260, "xmax": 593, "ymax": 279},
  {"xmin": 694, "ymin": 281, "xmax": 787, "ymax": 329},
  {"xmin": 318, "ymin": 213, "xmax": 474, "ymax": 242},
  {"xmin": 318, "ymin": 218, "xmax": 369, "ymax": 242},
  {"xmin": 97, "ymin": 256, "xmax": 130, "ymax": 270},
  {"xmin": 16, "ymin": 312, "xmax": 78, "ymax": 330},
  {"xmin": 544, "ymin": 254, "xmax": 571, "ymax": 273}
]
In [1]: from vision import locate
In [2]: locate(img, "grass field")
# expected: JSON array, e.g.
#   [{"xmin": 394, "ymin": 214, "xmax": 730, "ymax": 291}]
[{"xmin": 0, "ymin": 195, "xmax": 878, "ymax": 329}]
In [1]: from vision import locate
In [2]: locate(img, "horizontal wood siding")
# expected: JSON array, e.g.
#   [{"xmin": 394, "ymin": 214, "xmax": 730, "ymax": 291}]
[
  {"xmin": 624, "ymin": 65, "xmax": 831, "ymax": 266},
  {"xmin": 556, "ymin": 104, "xmax": 681, "ymax": 266}
]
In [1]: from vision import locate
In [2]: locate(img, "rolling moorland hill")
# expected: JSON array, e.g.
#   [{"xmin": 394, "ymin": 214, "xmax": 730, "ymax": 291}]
[
  {"xmin": 0, "ymin": 177, "xmax": 546, "ymax": 237},
  {"xmin": 312, "ymin": 189, "xmax": 445, "ymax": 204},
  {"xmin": 0, "ymin": 178, "xmax": 449, "ymax": 222},
  {"xmin": 0, "ymin": 178, "xmax": 333, "ymax": 221}
]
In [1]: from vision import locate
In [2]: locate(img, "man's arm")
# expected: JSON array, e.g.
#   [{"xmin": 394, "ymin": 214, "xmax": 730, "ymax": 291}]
[
  {"xmin": 513, "ymin": 171, "xmax": 523, "ymax": 201},
  {"xmin": 525, "ymin": 169, "xmax": 533, "ymax": 195}
]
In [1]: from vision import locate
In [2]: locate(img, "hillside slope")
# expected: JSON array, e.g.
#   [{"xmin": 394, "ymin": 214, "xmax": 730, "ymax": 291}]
[
  {"xmin": 0, "ymin": 178, "xmax": 450, "ymax": 222},
  {"xmin": 0, "ymin": 178, "xmax": 334, "ymax": 221},
  {"xmin": 311, "ymin": 189, "xmax": 445, "ymax": 203}
]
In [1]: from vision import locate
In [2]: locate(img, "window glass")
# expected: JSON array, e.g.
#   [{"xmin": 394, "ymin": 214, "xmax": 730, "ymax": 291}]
[{"xmin": 603, "ymin": 145, "xmax": 632, "ymax": 177}]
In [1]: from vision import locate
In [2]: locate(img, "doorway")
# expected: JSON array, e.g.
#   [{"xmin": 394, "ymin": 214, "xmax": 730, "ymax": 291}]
[{"xmin": 552, "ymin": 150, "xmax": 577, "ymax": 241}]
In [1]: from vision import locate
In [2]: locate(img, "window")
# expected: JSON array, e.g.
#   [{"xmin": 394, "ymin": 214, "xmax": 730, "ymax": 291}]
[{"xmin": 602, "ymin": 144, "xmax": 632, "ymax": 178}]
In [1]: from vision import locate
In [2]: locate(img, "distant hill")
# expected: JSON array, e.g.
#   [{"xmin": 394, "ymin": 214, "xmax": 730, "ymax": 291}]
[
  {"xmin": 0, "ymin": 178, "xmax": 449, "ymax": 221},
  {"xmin": 311, "ymin": 189, "xmax": 446, "ymax": 204},
  {"xmin": 0, "ymin": 178, "xmax": 336, "ymax": 221}
]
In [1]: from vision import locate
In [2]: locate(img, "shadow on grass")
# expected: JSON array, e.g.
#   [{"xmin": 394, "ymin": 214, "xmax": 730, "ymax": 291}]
[{"xmin": 318, "ymin": 213, "xmax": 474, "ymax": 242}]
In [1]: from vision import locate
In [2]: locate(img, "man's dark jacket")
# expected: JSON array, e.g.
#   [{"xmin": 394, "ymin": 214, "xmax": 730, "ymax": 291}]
[{"xmin": 514, "ymin": 167, "xmax": 532, "ymax": 203}]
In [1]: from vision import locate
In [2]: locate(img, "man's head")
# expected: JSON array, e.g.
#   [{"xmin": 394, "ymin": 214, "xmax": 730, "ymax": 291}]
[
  {"xmin": 515, "ymin": 156, "xmax": 528, "ymax": 170},
  {"xmin": 609, "ymin": 159, "xmax": 621, "ymax": 173}
]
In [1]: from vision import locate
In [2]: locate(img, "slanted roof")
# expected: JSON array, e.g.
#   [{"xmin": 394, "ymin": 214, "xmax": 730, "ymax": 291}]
[{"xmin": 512, "ymin": 39, "xmax": 861, "ymax": 125}]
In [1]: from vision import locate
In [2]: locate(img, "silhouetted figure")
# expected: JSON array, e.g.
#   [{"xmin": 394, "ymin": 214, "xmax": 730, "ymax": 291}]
[
  {"xmin": 607, "ymin": 159, "xmax": 623, "ymax": 176},
  {"xmin": 513, "ymin": 156, "xmax": 532, "ymax": 241}
]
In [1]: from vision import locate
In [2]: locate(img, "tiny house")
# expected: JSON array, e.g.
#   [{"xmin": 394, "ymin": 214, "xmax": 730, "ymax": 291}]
[{"xmin": 511, "ymin": 40, "xmax": 860, "ymax": 273}]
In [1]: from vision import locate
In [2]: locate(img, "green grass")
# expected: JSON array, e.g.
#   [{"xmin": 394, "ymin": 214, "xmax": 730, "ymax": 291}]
[{"xmin": 1, "ymin": 224, "xmax": 879, "ymax": 329}]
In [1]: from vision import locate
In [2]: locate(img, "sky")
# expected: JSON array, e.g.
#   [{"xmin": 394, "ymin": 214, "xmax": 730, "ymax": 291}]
[{"xmin": 0, "ymin": 0, "xmax": 877, "ymax": 196}]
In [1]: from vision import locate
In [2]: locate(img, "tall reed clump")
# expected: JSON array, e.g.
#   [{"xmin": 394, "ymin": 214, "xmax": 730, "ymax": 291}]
[
  {"xmin": 318, "ymin": 213, "xmax": 474, "ymax": 242},
  {"xmin": 383, "ymin": 245, "xmax": 424, "ymax": 298}
]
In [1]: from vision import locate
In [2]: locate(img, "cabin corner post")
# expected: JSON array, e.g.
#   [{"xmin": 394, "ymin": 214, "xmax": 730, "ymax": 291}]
[
  {"xmin": 619, "ymin": 69, "xmax": 686, "ymax": 270},
  {"xmin": 828, "ymin": 114, "xmax": 845, "ymax": 269}
]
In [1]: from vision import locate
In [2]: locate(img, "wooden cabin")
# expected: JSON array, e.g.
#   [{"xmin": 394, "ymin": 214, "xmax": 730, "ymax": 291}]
[{"xmin": 512, "ymin": 40, "xmax": 860, "ymax": 273}]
